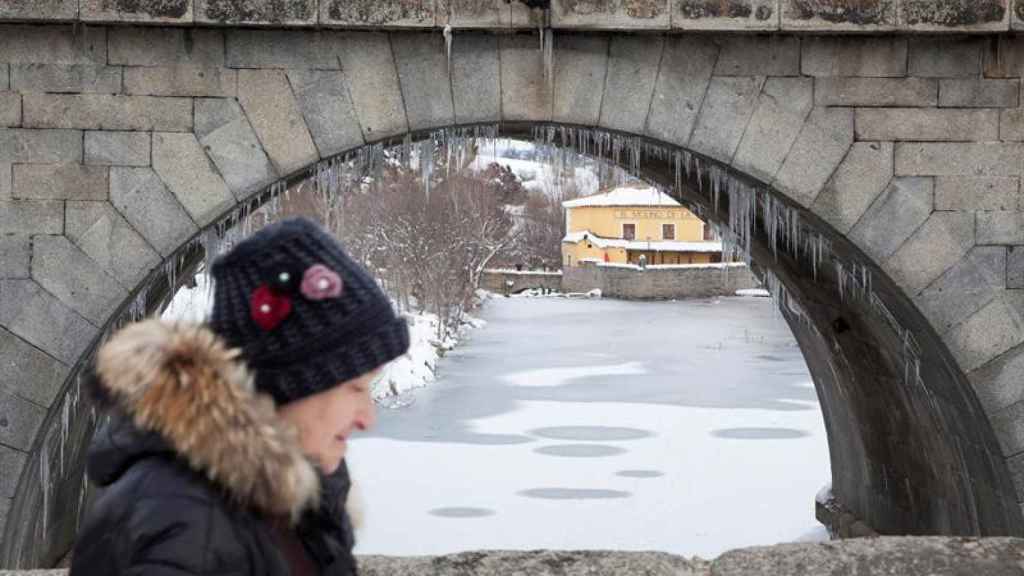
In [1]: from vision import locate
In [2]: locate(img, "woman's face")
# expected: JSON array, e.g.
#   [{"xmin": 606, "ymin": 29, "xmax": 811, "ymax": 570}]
[{"xmin": 277, "ymin": 369, "xmax": 379, "ymax": 474}]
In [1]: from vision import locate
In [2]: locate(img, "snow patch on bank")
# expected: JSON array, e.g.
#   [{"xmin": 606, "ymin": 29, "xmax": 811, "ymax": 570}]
[
  {"xmin": 374, "ymin": 310, "xmax": 487, "ymax": 402},
  {"xmin": 160, "ymin": 273, "xmax": 487, "ymax": 404}
]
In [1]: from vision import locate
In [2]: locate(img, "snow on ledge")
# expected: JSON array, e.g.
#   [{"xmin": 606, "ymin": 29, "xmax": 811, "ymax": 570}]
[
  {"xmin": 562, "ymin": 185, "xmax": 681, "ymax": 208},
  {"xmin": 484, "ymin": 268, "xmax": 563, "ymax": 276},
  {"xmin": 577, "ymin": 260, "xmax": 748, "ymax": 271}
]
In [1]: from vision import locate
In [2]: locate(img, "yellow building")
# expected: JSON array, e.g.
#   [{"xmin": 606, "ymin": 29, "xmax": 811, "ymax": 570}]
[{"xmin": 561, "ymin": 184, "xmax": 722, "ymax": 267}]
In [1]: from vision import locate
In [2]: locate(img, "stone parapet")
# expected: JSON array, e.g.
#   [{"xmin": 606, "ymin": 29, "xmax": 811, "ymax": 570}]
[
  {"xmin": 8, "ymin": 539, "xmax": 1024, "ymax": 575},
  {"xmin": 0, "ymin": 0, "xmax": 1020, "ymax": 32}
]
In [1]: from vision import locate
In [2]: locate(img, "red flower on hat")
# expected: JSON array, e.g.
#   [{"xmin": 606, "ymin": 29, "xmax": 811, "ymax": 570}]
[
  {"xmin": 250, "ymin": 284, "xmax": 292, "ymax": 331},
  {"xmin": 301, "ymin": 264, "xmax": 343, "ymax": 301}
]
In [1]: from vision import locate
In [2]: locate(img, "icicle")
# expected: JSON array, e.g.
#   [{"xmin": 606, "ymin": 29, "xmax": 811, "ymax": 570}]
[
  {"xmin": 40, "ymin": 442, "xmax": 50, "ymax": 534},
  {"xmin": 443, "ymin": 25, "xmax": 453, "ymax": 77},
  {"xmin": 544, "ymin": 28, "xmax": 554, "ymax": 87}
]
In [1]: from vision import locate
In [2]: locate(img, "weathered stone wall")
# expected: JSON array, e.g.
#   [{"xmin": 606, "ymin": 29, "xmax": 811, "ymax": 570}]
[
  {"xmin": 6, "ymin": 538, "xmax": 1024, "ymax": 576},
  {"xmin": 2, "ymin": 21, "xmax": 1024, "ymax": 569},
  {"xmin": 562, "ymin": 263, "xmax": 758, "ymax": 299},
  {"xmin": 479, "ymin": 270, "xmax": 563, "ymax": 294},
  {"xmin": 1, "ymin": 0, "xmax": 1023, "ymax": 31}
]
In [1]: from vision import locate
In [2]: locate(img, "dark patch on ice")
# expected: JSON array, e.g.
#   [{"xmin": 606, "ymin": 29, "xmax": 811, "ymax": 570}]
[
  {"xmin": 756, "ymin": 354, "xmax": 785, "ymax": 362},
  {"xmin": 518, "ymin": 488, "xmax": 631, "ymax": 500},
  {"xmin": 616, "ymin": 469, "xmax": 664, "ymax": 478},
  {"xmin": 534, "ymin": 444, "xmax": 628, "ymax": 457},
  {"xmin": 428, "ymin": 507, "xmax": 495, "ymax": 518},
  {"xmin": 529, "ymin": 426, "xmax": 653, "ymax": 442},
  {"xmin": 712, "ymin": 427, "xmax": 809, "ymax": 439}
]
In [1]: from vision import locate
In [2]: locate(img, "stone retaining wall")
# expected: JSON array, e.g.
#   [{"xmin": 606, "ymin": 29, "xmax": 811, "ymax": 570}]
[
  {"xmin": 563, "ymin": 262, "xmax": 759, "ymax": 299},
  {"xmin": 6, "ymin": 538, "xmax": 1024, "ymax": 575},
  {"xmin": 479, "ymin": 269, "xmax": 563, "ymax": 294}
]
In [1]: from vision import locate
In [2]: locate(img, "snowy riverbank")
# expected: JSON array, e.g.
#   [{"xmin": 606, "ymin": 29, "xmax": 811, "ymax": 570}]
[{"xmin": 161, "ymin": 273, "xmax": 489, "ymax": 403}]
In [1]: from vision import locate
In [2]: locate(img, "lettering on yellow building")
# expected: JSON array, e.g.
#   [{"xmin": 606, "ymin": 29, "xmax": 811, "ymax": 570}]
[{"xmin": 612, "ymin": 209, "xmax": 697, "ymax": 220}]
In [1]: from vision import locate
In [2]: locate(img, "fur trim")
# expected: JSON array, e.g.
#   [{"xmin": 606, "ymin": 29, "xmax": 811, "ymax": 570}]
[{"xmin": 96, "ymin": 320, "xmax": 320, "ymax": 522}]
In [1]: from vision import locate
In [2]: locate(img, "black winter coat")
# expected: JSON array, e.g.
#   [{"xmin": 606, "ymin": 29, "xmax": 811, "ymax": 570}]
[{"xmin": 69, "ymin": 320, "xmax": 360, "ymax": 576}]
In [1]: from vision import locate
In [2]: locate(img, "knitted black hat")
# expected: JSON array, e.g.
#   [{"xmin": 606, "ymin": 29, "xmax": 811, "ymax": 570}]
[{"xmin": 209, "ymin": 217, "xmax": 409, "ymax": 405}]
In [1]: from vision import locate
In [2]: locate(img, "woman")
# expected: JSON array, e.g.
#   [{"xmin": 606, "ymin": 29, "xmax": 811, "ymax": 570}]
[{"xmin": 71, "ymin": 217, "xmax": 410, "ymax": 575}]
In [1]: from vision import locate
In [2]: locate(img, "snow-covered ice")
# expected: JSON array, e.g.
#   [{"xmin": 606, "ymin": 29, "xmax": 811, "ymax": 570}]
[{"xmin": 349, "ymin": 296, "xmax": 831, "ymax": 559}]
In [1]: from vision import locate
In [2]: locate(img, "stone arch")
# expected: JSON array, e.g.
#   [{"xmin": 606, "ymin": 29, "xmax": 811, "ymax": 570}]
[{"xmin": 2, "ymin": 25, "xmax": 1024, "ymax": 567}]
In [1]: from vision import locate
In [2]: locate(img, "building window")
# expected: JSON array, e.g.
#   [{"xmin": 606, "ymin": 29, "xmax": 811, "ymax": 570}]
[
  {"xmin": 622, "ymin": 223, "xmax": 636, "ymax": 240},
  {"xmin": 703, "ymin": 224, "xmax": 716, "ymax": 241},
  {"xmin": 662, "ymin": 224, "xmax": 675, "ymax": 240}
]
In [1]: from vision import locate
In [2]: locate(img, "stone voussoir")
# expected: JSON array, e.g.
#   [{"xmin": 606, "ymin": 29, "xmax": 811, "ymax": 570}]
[
  {"xmin": 236, "ymin": 68, "xmax": 319, "ymax": 177},
  {"xmin": 884, "ymin": 210, "xmax": 976, "ymax": 296},
  {"xmin": 151, "ymin": 132, "xmax": 236, "ymax": 226},
  {"xmin": 108, "ymin": 166, "xmax": 199, "ymax": 257},
  {"xmin": 286, "ymin": 68, "xmax": 366, "ymax": 157},
  {"xmin": 552, "ymin": 34, "xmax": 609, "ymax": 127},
  {"xmin": 449, "ymin": 32, "xmax": 501, "ymax": 124},
  {"xmin": 0, "ymin": 279, "xmax": 99, "ymax": 365},
  {"xmin": 64, "ymin": 200, "xmax": 163, "ymax": 287},
  {"xmin": 0, "ymin": 325, "xmax": 68, "ymax": 408},
  {"xmin": 643, "ymin": 35, "xmax": 718, "ymax": 147},
  {"xmin": 193, "ymin": 97, "xmax": 277, "ymax": 196},
  {"xmin": 390, "ymin": 32, "xmax": 456, "ymax": 132},
  {"xmin": 30, "ymin": 234, "xmax": 129, "ymax": 325},
  {"xmin": 915, "ymin": 246, "xmax": 1007, "ymax": 336},
  {"xmin": 599, "ymin": 35, "xmax": 664, "ymax": 135}
]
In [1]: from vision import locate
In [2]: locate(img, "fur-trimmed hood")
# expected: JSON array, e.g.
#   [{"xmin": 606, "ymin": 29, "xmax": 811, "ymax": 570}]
[{"xmin": 90, "ymin": 319, "xmax": 321, "ymax": 521}]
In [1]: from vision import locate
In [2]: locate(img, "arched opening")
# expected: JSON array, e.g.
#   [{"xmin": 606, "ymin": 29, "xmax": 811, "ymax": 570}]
[{"xmin": 3, "ymin": 122, "xmax": 1020, "ymax": 568}]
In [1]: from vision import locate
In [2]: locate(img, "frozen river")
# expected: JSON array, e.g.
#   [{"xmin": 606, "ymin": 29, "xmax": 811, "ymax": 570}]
[{"xmin": 348, "ymin": 295, "xmax": 831, "ymax": 559}]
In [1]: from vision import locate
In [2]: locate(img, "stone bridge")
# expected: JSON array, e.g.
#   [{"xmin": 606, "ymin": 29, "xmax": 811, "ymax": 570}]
[{"xmin": 2, "ymin": 0, "xmax": 1024, "ymax": 568}]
